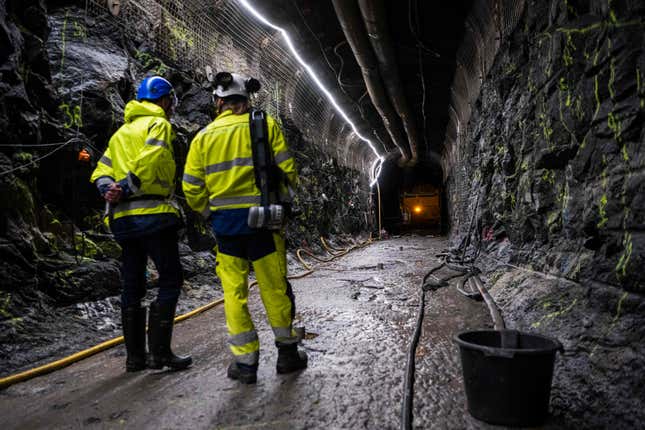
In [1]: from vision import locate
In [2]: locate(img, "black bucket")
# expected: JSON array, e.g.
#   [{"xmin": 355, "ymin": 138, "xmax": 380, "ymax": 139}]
[{"xmin": 454, "ymin": 330, "xmax": 563, "ymax": 426}]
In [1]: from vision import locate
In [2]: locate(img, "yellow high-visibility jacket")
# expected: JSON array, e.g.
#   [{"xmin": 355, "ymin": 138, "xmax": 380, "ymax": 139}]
[
  {"xmin": 90, "ymin": 100, "xmax": 178, "ymax": 220},
  {"xmin": 182, "ymin": 110, "xmax": 298, "ymax": 218}
]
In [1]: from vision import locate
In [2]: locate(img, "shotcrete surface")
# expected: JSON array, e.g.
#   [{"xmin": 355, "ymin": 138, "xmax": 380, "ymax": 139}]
[{"xmin": 0, "ymin": 236, "xmax": 563, "ymax": 429}]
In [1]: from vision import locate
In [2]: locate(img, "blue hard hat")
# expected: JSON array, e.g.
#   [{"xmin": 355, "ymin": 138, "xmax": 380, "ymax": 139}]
[{"xmin": 136, "ymin": 76, "xmax": 174, "ymax": 101}]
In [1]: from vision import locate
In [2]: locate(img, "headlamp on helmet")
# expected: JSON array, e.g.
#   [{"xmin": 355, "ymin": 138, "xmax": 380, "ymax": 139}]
[
  {"xmin": 245, "ymin": 78, "xmax": 261, "ymax": 94},
  {"xmin": 212, "ymin": 72, "xmax": 261, "ymax": 100}
]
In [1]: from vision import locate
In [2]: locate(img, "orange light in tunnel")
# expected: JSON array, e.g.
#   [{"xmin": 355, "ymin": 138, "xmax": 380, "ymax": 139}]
[{"xmin": 414, "ymin": 206, "xmax": 422, "ymax": 213}]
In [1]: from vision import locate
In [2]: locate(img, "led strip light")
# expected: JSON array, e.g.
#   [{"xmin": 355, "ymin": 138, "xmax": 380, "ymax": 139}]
[{"xmin": 237, "ymin": 0, "xmax": 384, "ymax": 186}]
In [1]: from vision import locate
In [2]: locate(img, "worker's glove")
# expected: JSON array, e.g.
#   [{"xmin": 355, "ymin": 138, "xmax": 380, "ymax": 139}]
[
  {"xmin": 97, "ymin": 183, "xmax": 112, "ymax": 196},
  {"xmin": 116, "ymin": 179, "xmax": 133, "ymax": 199},
  {"xmin": 115, "ymin": 172, "xmax": 140, "ymax": 200},
  {"xmin": 103, "ymin": 183, "xmax": 122, "ymax": 204}
]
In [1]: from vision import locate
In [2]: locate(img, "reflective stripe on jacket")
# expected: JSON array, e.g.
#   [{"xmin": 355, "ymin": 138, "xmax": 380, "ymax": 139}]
[
  {"xmin": 182, "ymin": 109, "xmax": 298, "ymax": 218},
  {"xmin": 90, "ymin": 100, "xmax": 178, "ymax": 220}
]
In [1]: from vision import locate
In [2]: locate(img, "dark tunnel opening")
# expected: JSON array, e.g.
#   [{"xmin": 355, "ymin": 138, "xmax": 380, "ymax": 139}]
[
  {"xmin": 368, "ymin": 0, "xmax": 474, "ymax": 237},
  {"xmin": 373, "ymin": 158, "xmax": 445, "ymax": 235},
  {"xmin": 387, "ymin": 0, "xmax": 474, "ymax": 168}
]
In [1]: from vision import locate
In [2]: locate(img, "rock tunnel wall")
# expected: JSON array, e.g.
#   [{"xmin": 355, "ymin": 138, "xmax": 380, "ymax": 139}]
[
  {"xmin": 0, "ymin": 0, "xmax": 371, "ymax": 372},
  {"xmin": 448, "ymin": 0, "xmax": 644, "ymax": 292},
  {"xmin": 445, "ymin": 2, "xmax": 644, "ymax": 426}
]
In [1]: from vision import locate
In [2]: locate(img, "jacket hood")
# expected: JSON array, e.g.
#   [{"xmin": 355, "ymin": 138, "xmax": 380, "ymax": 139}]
[{"xmin": 124, "ymin": 100, "xmax": 167, "ymax": 123}]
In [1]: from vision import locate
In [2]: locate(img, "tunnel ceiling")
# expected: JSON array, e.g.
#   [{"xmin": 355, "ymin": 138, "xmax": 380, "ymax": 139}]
[
  {"xmin": 71, "ymin": 0, "xmax": 525, "ymax": 183},
  {"xmin": 249, "ymin": 0, "xmax": 524, "ymax": 182}
]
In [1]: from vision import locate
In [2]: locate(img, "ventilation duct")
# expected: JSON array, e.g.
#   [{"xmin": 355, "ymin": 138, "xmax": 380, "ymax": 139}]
[
  {"xmin": 357, "ymin": 0, "xmax": 419, "ymax": 166},
  {"xmin": 332, "ymin": 0, "xmax": 411, "ymax": 166}
]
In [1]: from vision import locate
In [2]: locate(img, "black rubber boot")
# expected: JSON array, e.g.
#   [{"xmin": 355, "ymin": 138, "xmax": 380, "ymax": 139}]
[
  {"xmin": 121, "ymin": 306, "xmax": 147, "ymax": 372},
  {"xmin": 147, "ymin": 302, "xmax": 192, "ymax": 370},
  {"xmin": 227, "ymin": 361, "xmax": 258, "ymax": 384},
  {"xmin": 276, "ymin": 343, "xmax": 308, "ymax": 374}
]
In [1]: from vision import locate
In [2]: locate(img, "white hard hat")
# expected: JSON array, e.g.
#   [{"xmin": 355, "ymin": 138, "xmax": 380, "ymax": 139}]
[{"xmin": 213, "ymin": 72, "xmax": 261, "ymax": 99}]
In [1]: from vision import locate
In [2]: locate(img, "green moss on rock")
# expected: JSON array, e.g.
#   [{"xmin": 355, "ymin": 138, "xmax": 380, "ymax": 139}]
[
  {"xmin": 96, "ymin": 239, "xmax": 122, "ymax": 259},
  {"xmin": 74, "ymin": 233, "xmax": 101, "ymax": 259}
]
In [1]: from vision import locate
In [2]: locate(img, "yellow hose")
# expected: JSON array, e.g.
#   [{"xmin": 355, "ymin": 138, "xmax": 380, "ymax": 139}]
[
  {"xmin": 0, "ymin": 298, "xmax": 225, "ymax": 390},
  {"xmin": 0, "ymin": 337, "xmax": 124, "ymax": 390},
  {"xmin": 297, "ymin": 248, "xmax": 334, "ymax": 267},
  {"xmin": 0, "ymin": 235, "xmax": 373, "ymax": 390},
  {"xmin": 287, "ymin": 269, "xmax": 315, "ymax": 280},
  {"xmin": 173, "ymin": 298, "xmax": 225, "ymax": 323},
  {"xmin": 320, "ymin": 237, "xmax": 345, "ymax": 256}
]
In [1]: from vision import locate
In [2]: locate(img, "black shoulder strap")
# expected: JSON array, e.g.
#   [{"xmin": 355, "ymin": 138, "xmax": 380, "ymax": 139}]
[{"xmin": 249, "ymin": 109, "xmax": 276, "ymax": 207}]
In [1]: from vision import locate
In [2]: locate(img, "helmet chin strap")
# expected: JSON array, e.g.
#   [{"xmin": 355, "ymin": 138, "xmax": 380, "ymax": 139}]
[
  {"xmin": 158, "ymin": 94, "xmax": 176, "ymax": 118},
  {"xmin": 214, "ymin": 98, "xmax": 223, "ymax": 116}
]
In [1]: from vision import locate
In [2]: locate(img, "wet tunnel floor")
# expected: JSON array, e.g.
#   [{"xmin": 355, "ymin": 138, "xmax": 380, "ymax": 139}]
[{"xmin": 1, "ymin": 235, "xmax": 531, "ymax": 429}]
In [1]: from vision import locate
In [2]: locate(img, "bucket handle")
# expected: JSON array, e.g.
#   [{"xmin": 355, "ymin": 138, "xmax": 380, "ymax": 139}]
[
  {"xmin": 481, "ymin": 340, "xmax": 565, "ymax": 358},
  {"xmin": 482, "ymin": 347, "xmax": 516, "ymax": 359}
]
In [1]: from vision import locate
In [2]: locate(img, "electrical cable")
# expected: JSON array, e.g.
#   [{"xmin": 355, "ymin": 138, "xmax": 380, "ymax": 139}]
[
  {"xmin": 291, "ymin": 0, "xmax": 342, "ymax": 89},
  {"xmin": 460, "ymin": 188, "xmax": 481, "ymax": 262},
  {"xmin": 238, "ymin": 0, "xmax": 385, "ymax": 186},
  {"xmin": 332, "ymin": 41, "xmax": 363, "ymax": 89},
  {"xmin": 401, "ymin": 259, "xmax": 470, "ymax": 430},
  {"xmin": 0, "ymin": 142, "xmax": 74, "ymax": 147},
  {"xmin": 400, "ymin": 236, "xmax": 511, "ymax": 429},
  {"xmin": 401, "ymin": 275, "xmax": 431, "ymax": 430},
  {"xmin": 0, "ymin": 140, "xmax": 73, "ymax": 177}
]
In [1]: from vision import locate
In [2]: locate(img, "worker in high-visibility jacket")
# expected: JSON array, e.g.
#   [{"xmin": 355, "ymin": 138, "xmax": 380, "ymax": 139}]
[
  {"xmin": 90, "ymin": 76, "xmax": 191, "ymax": 372},
  {"xmin": 182, "ymin": 72, "xmax": 306, "ymax": 384}
]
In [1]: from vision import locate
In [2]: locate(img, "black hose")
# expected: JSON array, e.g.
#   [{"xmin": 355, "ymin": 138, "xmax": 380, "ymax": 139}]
[
  {"xmin": 401, "ymin": 280, "xmax": 426, "ymax": 429},
  {"xmin": 422, "ymin": 262, "xmax": 445, "ymax": 284},
  {"xmin": 401, "ymin": 257, "xmax": 501, "ymax": 429},
  {"xmin": 461, "ymin": 190, "xmax": 481, "ymax": 262},
  {"xmin": 470, "ymin": 275, "xmax": 506, "ymax": 330},
  {"xmin": 401, "ymin": 266, "xmax": 448, "ymax": 430},
  {"xmin": 444, "ymin": 261, "xmax": 472, "ymax": 273},
  {"xmin": 456, "ymin": 274, "xmax": 482, "ymax": 301}
]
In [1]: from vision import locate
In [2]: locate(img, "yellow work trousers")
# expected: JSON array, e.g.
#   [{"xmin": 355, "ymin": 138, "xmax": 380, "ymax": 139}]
[{"xmin": 215, "ymin": 231, "xmax": 297, "ymax": 365}]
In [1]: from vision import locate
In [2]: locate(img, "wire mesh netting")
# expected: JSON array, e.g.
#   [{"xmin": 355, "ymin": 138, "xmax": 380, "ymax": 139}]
[
  {"xmin": 445, "ymin": 0, "xmax": 526, "ymax": 231},
  {"xmin": 86, "ymin": 0, "xmax": 373, "ymax": 173}
]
